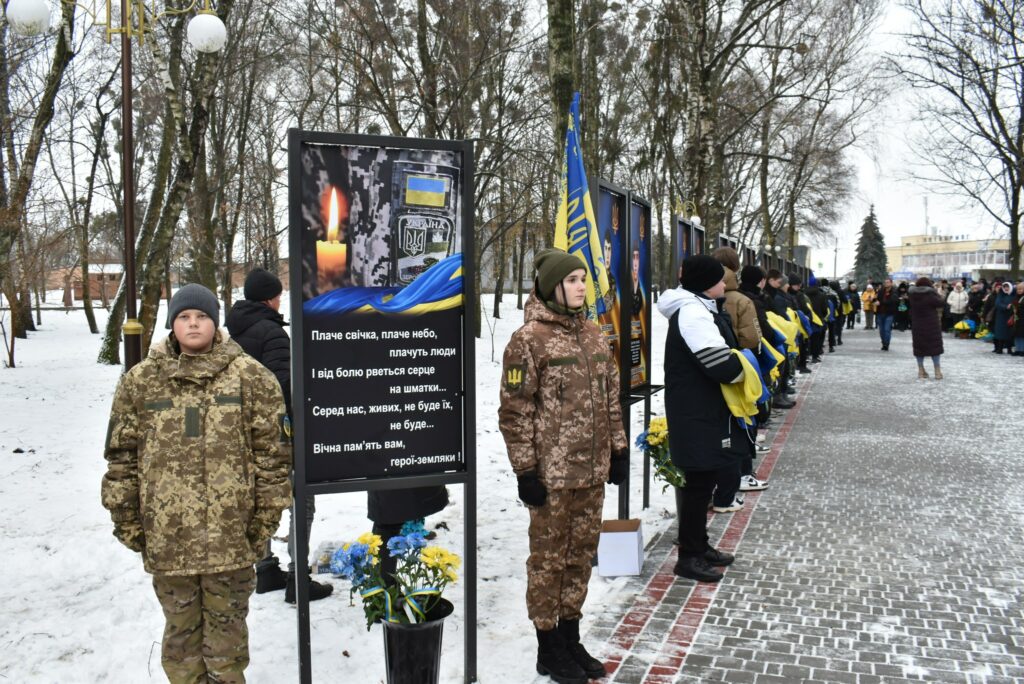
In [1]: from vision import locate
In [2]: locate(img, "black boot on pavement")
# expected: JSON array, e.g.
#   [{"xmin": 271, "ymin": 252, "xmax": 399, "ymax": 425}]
[
  {"xmin": 536, "ymin": 627, "xmax": 588, "ymax": 684},
  {"xmin": 284, "ymin": 571, "xmax": 334, "ymax": 604},
  {"xmin": 772, "ymin": 395, "xmax": 796, "ymax": 410},
  {"xmin": 704, "ymin": 547, "xmax": 735, "ymax": 566},
  {"xmin": 674, "ymin": 555, "xmax": 724, "ymax": 583},
  {"xmin": 557, "ymin": 618, "xmax": 607, "ymax": 679},
  {"xmin": 256, "ymin": 563, "xmax": 287, "ymax": 594}
]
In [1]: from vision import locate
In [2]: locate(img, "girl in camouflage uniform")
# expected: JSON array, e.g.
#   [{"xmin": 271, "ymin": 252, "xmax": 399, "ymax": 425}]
[
  {"xmin": 499, "ymin": 249, "xmax": 629, "ymax": 684},
  {"xmin": 101, "ymin": 284, "xmax": 292, "ymax": 684}
]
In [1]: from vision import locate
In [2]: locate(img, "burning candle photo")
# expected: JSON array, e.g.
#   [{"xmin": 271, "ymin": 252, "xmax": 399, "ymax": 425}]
[{"xmin": 317, "ymin": 187, "xmax": 347, "ymax": 292}]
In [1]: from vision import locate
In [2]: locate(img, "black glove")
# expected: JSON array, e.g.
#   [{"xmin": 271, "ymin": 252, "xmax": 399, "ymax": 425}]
[
  {"xmin": 607, "ymin": 448, "xmax": 630, "ymax": 485},
  {"xmin": 516, "ymin": 471, "xmax": 547, "ymax": 507},
  {"xmin": 113, "ymin": 520, "xmax": 145, "ymax": 553}
]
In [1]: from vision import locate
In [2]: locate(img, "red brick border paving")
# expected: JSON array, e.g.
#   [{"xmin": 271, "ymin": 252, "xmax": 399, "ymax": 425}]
[{"xmin": 601, "ymin": 372, "xmax": 817, "ymax": 682}]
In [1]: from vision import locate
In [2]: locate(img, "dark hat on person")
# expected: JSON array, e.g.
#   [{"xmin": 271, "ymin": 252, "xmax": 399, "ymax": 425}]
[
  {"xmin": 740, "ymin": 265, "xmax": 766, "ymax": 288},
  {"xmin": 680, "ymin": 255, "xmax": 725, "ymax": 293},
  {"xmin": 534, "ymin": 248, "xmax": 586, "ymax": 299},
  {"xmin": 168, "ymin": 283, "xmax": 220, "ymax": 328},
  {"xmin": 915, "ymin": 276, "xmax": 932, "ymax": 287},
  {"xmin": 244, "ymin": 268, "xmax": 283, "ymax": 302},
  {"xmin": 788, "ymin": 274, "xmax": 802, "ymax": 287}
]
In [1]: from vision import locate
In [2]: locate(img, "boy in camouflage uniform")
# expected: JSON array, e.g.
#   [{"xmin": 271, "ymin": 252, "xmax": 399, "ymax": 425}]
[
  {"xmin": 499, "ymin": 249, "xmax": 629, "ymax": 684},
  {"xmin": 102, "ymin": 284, "xmax": 292, "ymax": 684}
]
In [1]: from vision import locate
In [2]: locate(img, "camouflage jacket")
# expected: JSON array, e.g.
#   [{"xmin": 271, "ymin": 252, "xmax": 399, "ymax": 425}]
[
  {"xmin": 101, "ymin": 333, "xmax": 291, "ymax": 576},
  {"xmin": 499, "ymin": 293, "xmax": 628, "ymax": 489}
]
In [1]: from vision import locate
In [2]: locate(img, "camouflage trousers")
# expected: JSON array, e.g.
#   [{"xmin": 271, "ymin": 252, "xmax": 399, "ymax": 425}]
[
  {"xmin": 526, "ymin": 484, "xmax": 605, "ymax": 630},
  {"xmin": 152, "ymin": 566, "xmax": 256, "ymax": 684}
]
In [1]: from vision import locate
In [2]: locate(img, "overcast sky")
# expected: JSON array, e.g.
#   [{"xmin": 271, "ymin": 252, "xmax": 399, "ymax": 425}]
[{"xmin": 806, "ymin": 2, "xmax": 1003, "ymax": 277}]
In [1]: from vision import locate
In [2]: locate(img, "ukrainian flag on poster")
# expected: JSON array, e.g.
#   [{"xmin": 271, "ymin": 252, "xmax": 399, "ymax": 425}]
[
  {"xmin": 554, "ymin": 92, "xmax": 609, "ymax": 317},
  {"xmin": 406, "ymin": 175, "xmax": 449, "ymax": 208}
]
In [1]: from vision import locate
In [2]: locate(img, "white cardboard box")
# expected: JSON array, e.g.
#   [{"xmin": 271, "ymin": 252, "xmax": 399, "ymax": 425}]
[{"xmin": 597, "ymin": 519, "xmax": 644, "ymax": 577}]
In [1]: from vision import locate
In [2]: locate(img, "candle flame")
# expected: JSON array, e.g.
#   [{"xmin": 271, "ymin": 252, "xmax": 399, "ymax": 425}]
[{"xmin": 327, "ymin": 188, "xmax": 340, "ymax": 242}]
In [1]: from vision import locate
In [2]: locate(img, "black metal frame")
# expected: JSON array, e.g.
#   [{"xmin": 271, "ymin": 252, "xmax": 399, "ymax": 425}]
[
  {"xmin": 589, "ymin": 177, "xmax": 632, "ymax": 400},
  {"xmin": 287, "ymin": 129, "xmax": 477, "ymax": 684},
  {"xmin": 669, "ymin": 214, "xmax": 693, "ymax": 289},
  {"xmin": 692, "ymin": 226, "xmax": 707, "ymax": 256},
  {"xmin": 624, "ymin": 192, "xmax": 663, "ymax": 515},
  {"xmin": 589, "ymin": 178, "xmax": 633, "ymax": 519}
]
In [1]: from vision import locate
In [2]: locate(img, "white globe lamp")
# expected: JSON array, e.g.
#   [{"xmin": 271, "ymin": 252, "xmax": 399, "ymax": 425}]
[
  {"xmin": 690, "ymin": 215, "xmax": 702, "ymax": 227},
  {"xmin": 187, "ymin": 12, "xmax": 227, "ymax": 53},
  {"xmin": 5, "ymin": 0, "xmax": 51, "ymax": 36}
]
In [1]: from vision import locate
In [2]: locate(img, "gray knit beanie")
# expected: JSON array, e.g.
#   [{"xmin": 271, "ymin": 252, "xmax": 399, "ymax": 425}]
[{"xmin": 168, "ymin": 284, "xmax": 220, "ymax": 328}]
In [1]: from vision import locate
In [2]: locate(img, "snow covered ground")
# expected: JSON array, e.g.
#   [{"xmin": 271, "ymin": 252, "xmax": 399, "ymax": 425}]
[{"xmin": 0, "ymin": 294, "xmax": 672, "ymax": 683}]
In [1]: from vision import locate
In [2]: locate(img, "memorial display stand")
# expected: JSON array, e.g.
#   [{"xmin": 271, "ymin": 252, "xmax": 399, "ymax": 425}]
[{"xmin": 288, "ymin": 130, "xmax": 477, "ymax": 684}]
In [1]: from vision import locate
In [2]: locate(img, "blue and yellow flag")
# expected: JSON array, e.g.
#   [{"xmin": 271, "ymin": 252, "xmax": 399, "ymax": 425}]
[{"xmin": 553, "ymin": 92, "xmax": 609, "ymax": 317}]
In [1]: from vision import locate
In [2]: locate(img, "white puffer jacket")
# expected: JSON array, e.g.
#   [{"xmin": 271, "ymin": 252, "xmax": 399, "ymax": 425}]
[{"xmin": 947, "ymin": 288, "xmax": 969, "ymax": 314}]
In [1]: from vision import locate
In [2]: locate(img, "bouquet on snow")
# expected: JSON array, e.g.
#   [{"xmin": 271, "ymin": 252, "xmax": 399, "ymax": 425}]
[
  {"xmin": 331, "ymin": 520, "xmax": 460, "ymax": 630},
  {"xmin": 635, "ymin": 416, "xmax": 685, "ymax": 489}
]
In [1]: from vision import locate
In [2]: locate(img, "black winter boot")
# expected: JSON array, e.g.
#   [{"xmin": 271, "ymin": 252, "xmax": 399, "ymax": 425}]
[
  {"xmin": 558, "ymin": 618, "xmax": 607, "ymax": 679},
  {"xmin": 673, "ymin": 555, "xmax": 724, "ymax": 582},
  {"xmin": 284, "ymin": 571, "xmax": 334, "ymax": 604},
  {"xmin": 536, "ymin": 627, "xmax": 587, "ymax": 684},
  {"xmin": 255, "ymin": 563, "xmax": 287, "ymax": 594}
]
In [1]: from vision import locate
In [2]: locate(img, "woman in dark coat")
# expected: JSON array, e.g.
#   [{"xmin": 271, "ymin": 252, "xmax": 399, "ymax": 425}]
[
  {"xmin": 992, "ymin": 281, "xmax": 1016, "ymax": 354},
  {"xmin": 908, "ymin": 277, "xmax": 945, "ymax": 379},
  {"xmin": 895, "ymin": 281, "xmax": 911, "ymax": 331},
  {"xmin": 1013, "ymin": 282, "xmax": 1024, "ymax": 355}
]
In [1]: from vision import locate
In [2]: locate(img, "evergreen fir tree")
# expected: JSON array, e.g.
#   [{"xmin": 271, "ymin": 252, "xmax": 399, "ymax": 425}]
[{"xmin": 854, "ymin": 206, "xmax": 888, "ymax": 285}]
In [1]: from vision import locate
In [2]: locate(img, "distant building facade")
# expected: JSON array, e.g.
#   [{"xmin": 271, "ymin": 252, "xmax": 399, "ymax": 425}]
[{"xmin": 886, "ymin": 234, "xmax": 1012, "ymax": 281}]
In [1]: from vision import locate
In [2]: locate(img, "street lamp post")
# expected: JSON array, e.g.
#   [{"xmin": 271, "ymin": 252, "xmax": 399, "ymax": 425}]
[
  {"xmin": 120, "ymin": 0, "xmax": 142, "ymax": 368},
  {"xmin": 7, "ymin": 0, "xmax": 227, "ymax": 370}
]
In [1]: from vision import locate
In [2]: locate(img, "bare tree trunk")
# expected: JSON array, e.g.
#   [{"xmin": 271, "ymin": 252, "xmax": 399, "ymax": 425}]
[
  {"xmin": 416, "ymin": 0, "xmax": 438, "ymax": 137},
  {"xmin": 492, "ymin": 229, "xmax": 507, "ymax": 319},
  {"xmin": 516, "ymin": 225, "xmax": 528, "ymax": 309},
  {"xmin": 139, "ymin": 4, "xmax": 234, "ymax": 352},
  {"xmin": 0, "ymin": 3, "xmax": 77, "ymax": 302},
  {"xmin": 547, "ymin": 0, "xmax": 575, "ymax": 151}
]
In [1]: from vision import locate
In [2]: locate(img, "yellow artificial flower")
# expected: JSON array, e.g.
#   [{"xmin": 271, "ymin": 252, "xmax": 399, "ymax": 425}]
[{"xmin": 357, "ymin": 532, "xmax": 383, "ymax": 556}]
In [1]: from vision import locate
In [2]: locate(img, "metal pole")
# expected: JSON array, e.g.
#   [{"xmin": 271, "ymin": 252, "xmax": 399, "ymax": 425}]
[
  {"xmin": 833, "ymin": 238, "xmax": 838, "ymax": 281},
  {"xmin": 642, "ymin": 393, "xmax": 651, "ymax": 509},
  {"xmin": 120, "ymin": 0, "xmax": 142, "ymax": 370}
]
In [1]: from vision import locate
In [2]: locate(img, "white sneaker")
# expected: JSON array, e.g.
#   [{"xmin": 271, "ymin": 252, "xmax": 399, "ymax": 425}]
[
  {"xmin": 712, "ymin": 497, "xmax": 745, "ymax": 513},
  {"xmin": 755, "ymin": 444, "xmax": 771, "ymax": 453},
  {"xmin": 756, "ymin": 432, "xmax": 766, "ymax": 444},
  {"xmin": 739, "ymin": 475, "xmax": 769, "ymax": 491}
]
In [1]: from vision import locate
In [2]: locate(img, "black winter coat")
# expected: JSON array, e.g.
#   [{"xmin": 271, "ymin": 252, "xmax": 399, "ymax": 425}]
[
  {"xmin": 763, "ymin": 284, "xmax": 790, "ymax": 316},
  {"xmin": 804, "ymin": 287, "xmax": 829, "ymax": 321},
  {"xmin": 738, "ymin": 283, "xmax": 772, "ymax": 343},
  {"xmin": 875, "ymin": 286, "xmax": 900, "ymax": 316},
  {"xmin": 368, "ymin": 487, "xmax": 449, "ymax": 526},
  {"xmin": 225, "ymin": 300, "xmax": 292, "ymax": 415},
  {"xmin": 661, "ymin": 288, "xmax": 748, "ymax": 473}
]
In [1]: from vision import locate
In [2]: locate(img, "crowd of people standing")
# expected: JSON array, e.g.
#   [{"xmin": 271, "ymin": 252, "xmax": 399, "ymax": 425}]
[{"xmin": 857, "ymin": 276, "xmax": 1024, "ymax": 364}]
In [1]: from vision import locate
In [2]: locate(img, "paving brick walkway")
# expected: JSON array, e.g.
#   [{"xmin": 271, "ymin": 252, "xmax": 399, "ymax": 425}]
[{"xmin": 582, "ymin": 326, "xmax": 1024, "ymax": 684}]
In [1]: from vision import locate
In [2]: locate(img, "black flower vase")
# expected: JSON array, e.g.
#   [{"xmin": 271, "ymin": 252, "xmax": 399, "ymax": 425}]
[{"xmin": 382, "ymin": 598, "xmax": 454, "ymax": 684}]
